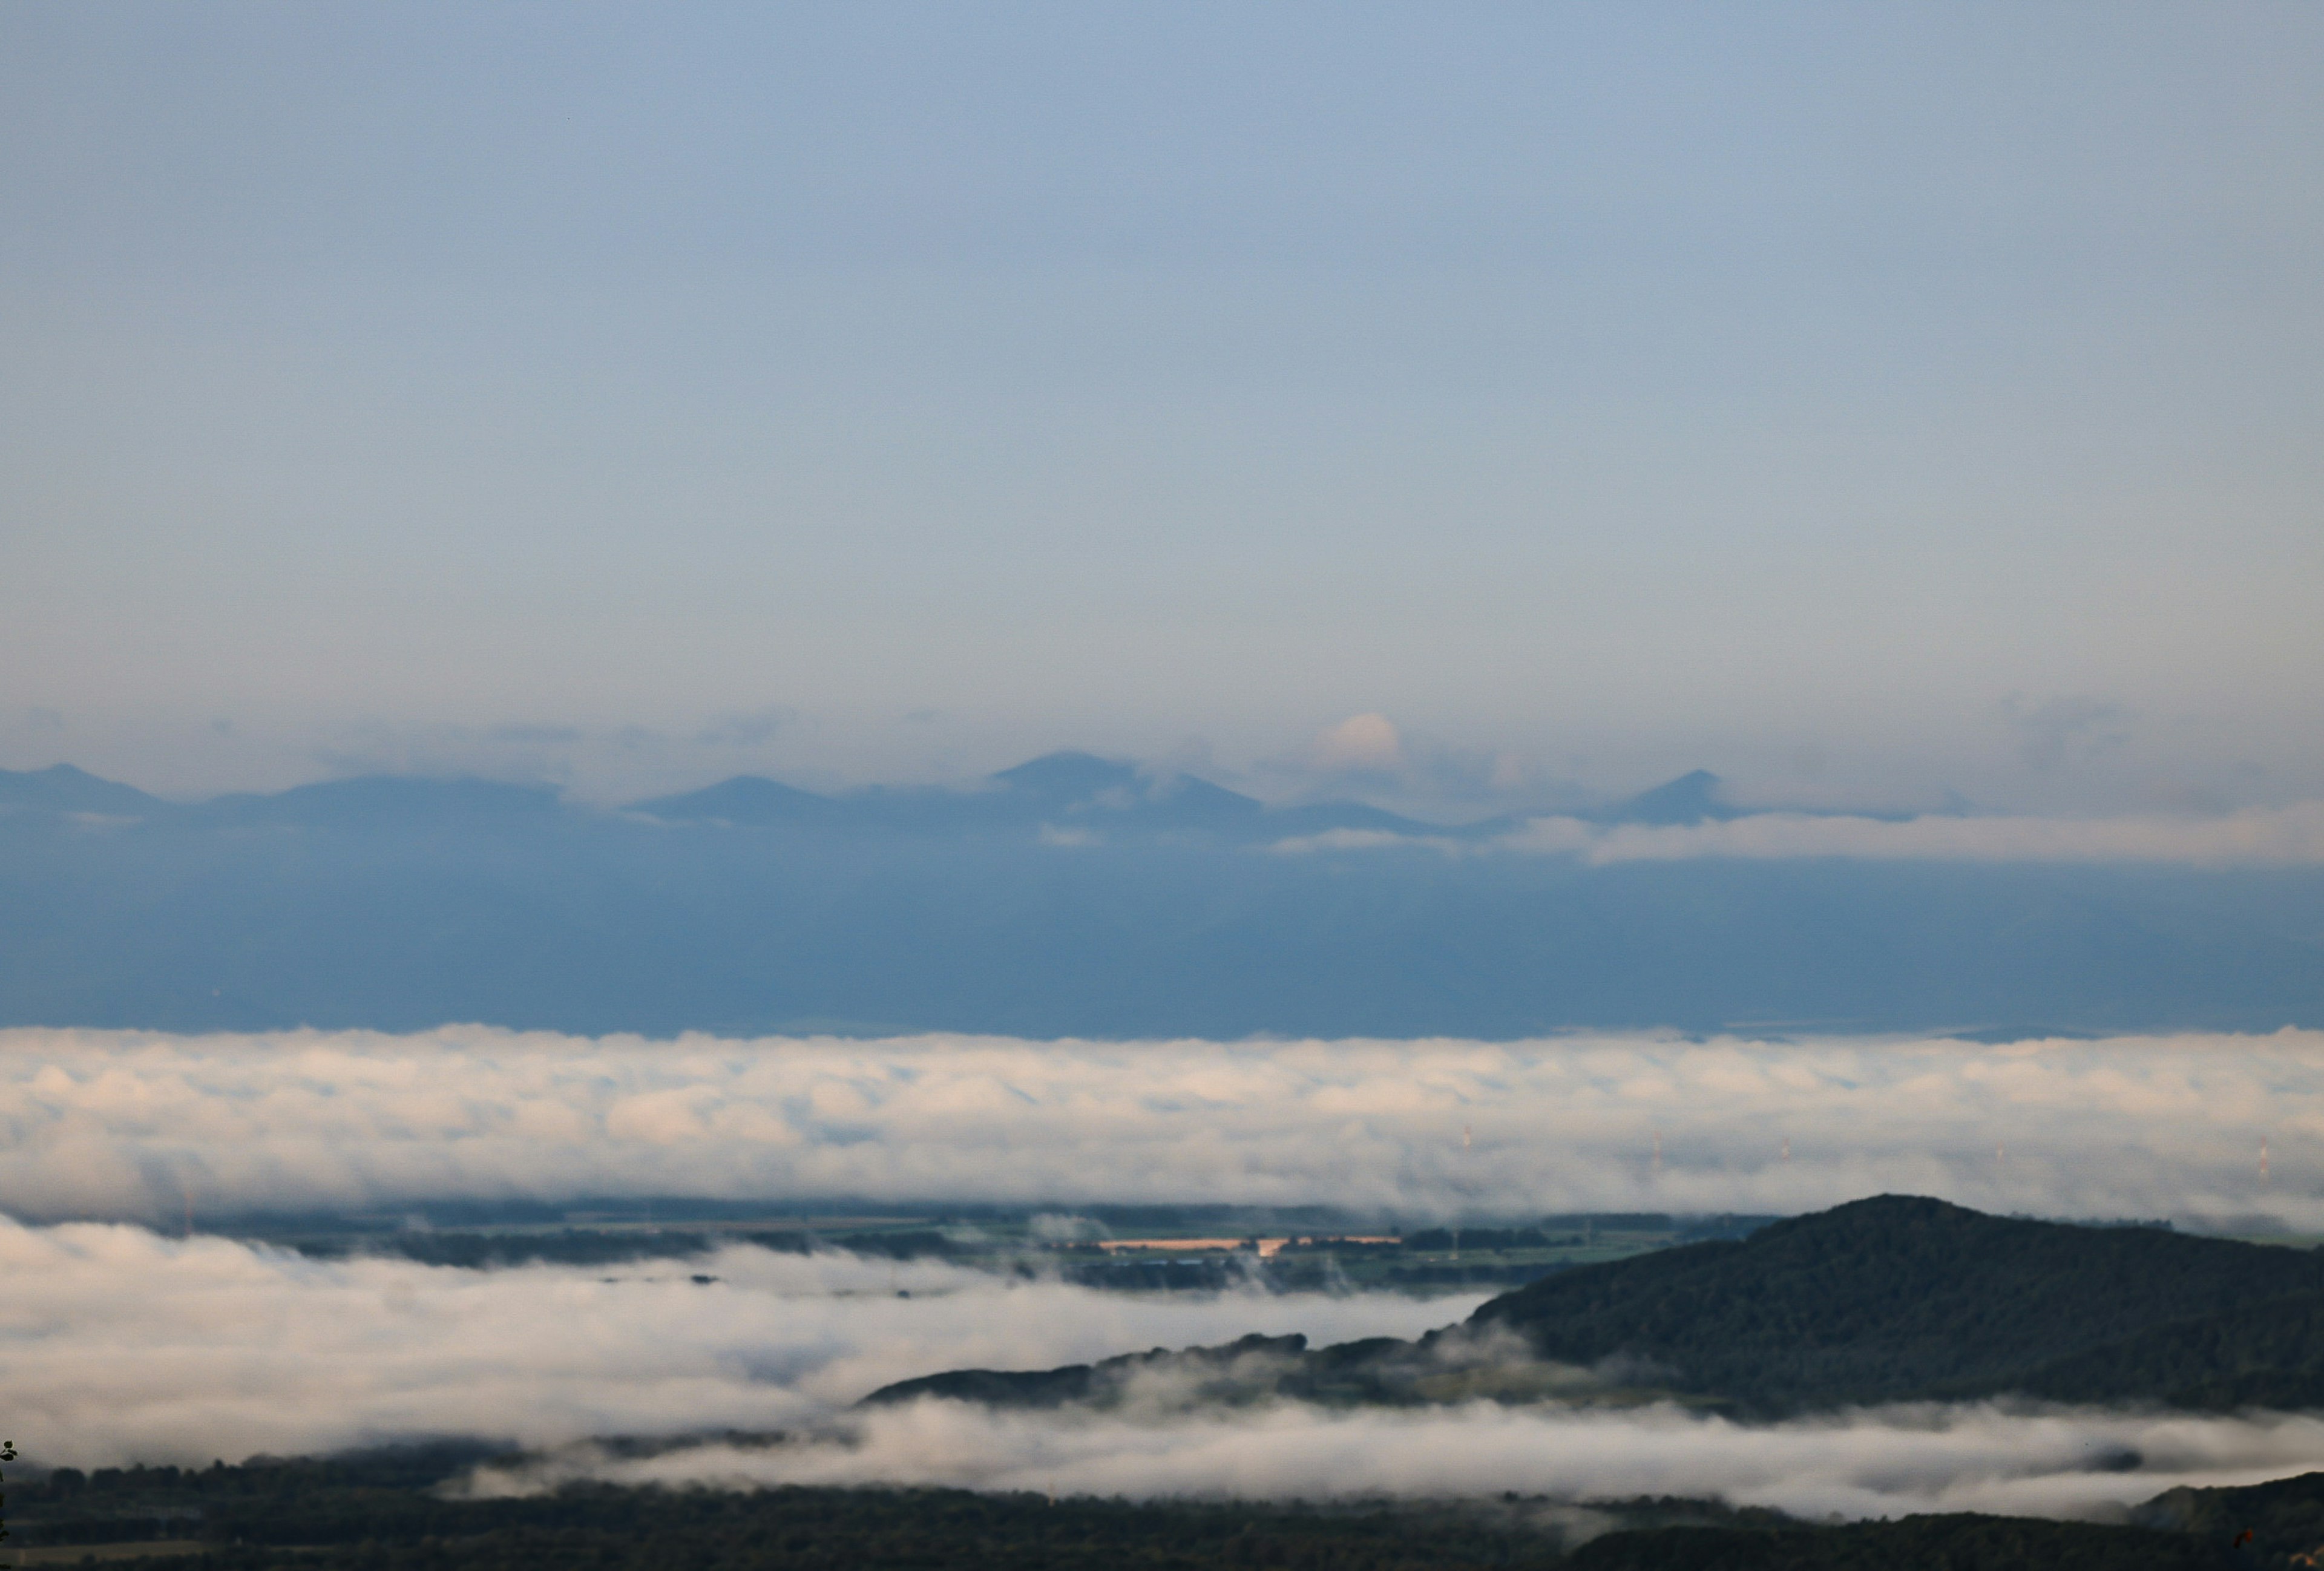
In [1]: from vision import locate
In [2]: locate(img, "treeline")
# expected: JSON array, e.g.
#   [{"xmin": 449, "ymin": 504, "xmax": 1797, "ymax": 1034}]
[
  {"xmin": 5, "ymin": 1451, "xmax": 2282, "ymax": 1570},
  {"xmin": 10, "ymin": 1453, "xmax": 1577, "ymax": 1568},
  {"xmin": 1402, "ymin": 1227, "xmax": 1564, "ymax": 1253},
  {"xmin": 1568, "ymin": 1515, "xmax": 2242, "ymax": 1570},
  {"xmin": 287, "ymin": 1225, "xmax": 1598, "ymax": 1289}
]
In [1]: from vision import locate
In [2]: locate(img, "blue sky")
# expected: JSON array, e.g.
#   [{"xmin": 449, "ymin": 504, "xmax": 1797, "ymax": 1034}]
[{"xmin": 4, "ymin": 2, "xmax": 2319, "ymax": 811}]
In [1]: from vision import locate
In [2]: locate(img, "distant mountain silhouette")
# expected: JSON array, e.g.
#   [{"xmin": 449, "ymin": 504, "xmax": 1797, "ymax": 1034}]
[
  {"xmin": 0, "ymin": 763, "xmax": 170, "ymax": 818},
  {"xmin": 628, "ymin": 751, "xmax": 1434, "ymax": 841},
  {"xmin": 1591, "ymin": 769, "xmax": 1736, "ymax": 825},
  {"xmin": 629, "ymin": 775, "xmax": 842, "ymax": 826},
  {"xmin": 5, "ymin": 759, "xmax": 2320, "ymax": 1038},
  {"xmin": 990, "ymin": 750, "xmax": 1145, "ymax": 802}
]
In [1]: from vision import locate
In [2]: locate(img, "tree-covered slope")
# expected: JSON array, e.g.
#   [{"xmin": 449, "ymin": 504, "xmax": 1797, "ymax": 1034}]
[
  {"xmin": 2142, "ymin": 1468, "xmax": 2324, "ymax": 1561},
  {"xmin": 1468, "ymin": 1196, "xmax": 2324, "ymax": 1409},
  {"xmin": 2013, "ymin": 1291, "xmax": 2324, "ymax": 1410}
]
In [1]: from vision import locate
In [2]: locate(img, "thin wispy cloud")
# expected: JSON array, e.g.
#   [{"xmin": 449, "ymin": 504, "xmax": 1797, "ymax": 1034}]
[
  {"xmin": 2, "ymin": 1028, "xmax": 2314, "ymax": 1225},
  {"xmin": 1274, "ymin": 804, "xmax": 2324, "ymax": 866}
]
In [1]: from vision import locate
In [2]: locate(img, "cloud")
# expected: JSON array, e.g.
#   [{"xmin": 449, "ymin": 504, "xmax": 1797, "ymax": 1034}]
[
  {"xmin": 1277, "ymin": 804, "xmax": 2324, "ymax": 866},
  {"xmin": 1269, "ymin": 827, "xmax": 1465, "ymax": 856},
  {"xmin": 1531, "ymin": 806, "xmax": 2324, "ymax": 865},
  {"xmin": 468, "ymin": 1399, "xmax": 2324, "ymax": 1524},
  {"xmin": 1310, "ymin": 713, "xmax": 1407, "ymax": 773},
  {"xmin": 2, "ymin": 1027, "xmax": 2320, "ymax": 1226},
  {"xmin": 0, "ymin": 1216, "xmax": 1475, "ymax": 1469},
  {"xmin": 2004, "ymin": 695, "xmax": 2131, "ymax": 774},
  {"xmin": 695, "ymin": 706, "xmax": 795, "ymax": 748}
]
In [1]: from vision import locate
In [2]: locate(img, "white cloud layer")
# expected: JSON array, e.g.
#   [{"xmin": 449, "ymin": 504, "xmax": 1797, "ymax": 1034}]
[
  {"xmin": 0, "ymin": 1027, "xmax": 2317, "ymax": 1225},
  {"xmin": 1275, "ymin": 804, "xmax": 2324, "ymax": 865},
  {"xmin": 471, "ymin": 1399, "xmax": 2324, "ymax": 1525},
  {"xmin": 0, "ymin": 1216, "xmax": 1474, "ymax": 1469}
]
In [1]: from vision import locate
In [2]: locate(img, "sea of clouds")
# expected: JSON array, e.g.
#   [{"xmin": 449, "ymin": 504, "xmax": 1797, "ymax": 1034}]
[
  {"xmin": 0, "ymin": 1026, "xmax": 2314, "ymax": 1225},
  {"xmin": 8, "ymin": 1026, "xmax": 2324, "ymax": 1514}
]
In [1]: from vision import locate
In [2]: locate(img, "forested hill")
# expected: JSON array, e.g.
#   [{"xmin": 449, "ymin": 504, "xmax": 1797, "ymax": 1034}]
[
  {"xmin": 2144, "ymin": 1468, "xmax": 2324, "ymax": 1561},
  {"xmin": 1470, "ymin": 1195, "xmax": 2324, "ymax": 1409},
  {"xmin": 870, "ymin": 1198, "xmax": 2324, "ymax": 1415}
]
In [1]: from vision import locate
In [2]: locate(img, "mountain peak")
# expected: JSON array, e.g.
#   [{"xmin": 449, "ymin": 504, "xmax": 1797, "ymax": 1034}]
[
  {"xmin": 991, "ymin": 751, "xmax": 1143, "ymax": 801},
  {"xmin": 1603, "ymin": 769, "xmax": 1733, "ymax": 825},
  {"xmin": 629, "ymin": 775, "xmax": 835, "ymax": 824},
  {"xmin": 0, "ymin": 763, "xmax": 166, "ymax": 816}
]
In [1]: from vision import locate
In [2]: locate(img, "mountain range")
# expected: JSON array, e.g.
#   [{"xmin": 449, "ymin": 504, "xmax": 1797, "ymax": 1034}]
[
  {"xmin": 4, "ymin": 760, "xmax": 2320, "ymax": 1038},
  {"xmin": 0, "ymin": 753, "xmax": 1750, "ymax": 841}
]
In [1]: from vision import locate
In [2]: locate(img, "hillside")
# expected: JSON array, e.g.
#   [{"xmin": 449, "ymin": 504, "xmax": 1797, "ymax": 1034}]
[
  {"xmin": 1468, "ymin": 1195, "xmax": 2324, "ymax": 1409},
  {"xmin": 2144, "ymin": 1468, "xmax": 2324, "ymax": 1561},
  {"xmin": 870, "ymin": 1198, "xmax": 2324, "ymax": 1414}
]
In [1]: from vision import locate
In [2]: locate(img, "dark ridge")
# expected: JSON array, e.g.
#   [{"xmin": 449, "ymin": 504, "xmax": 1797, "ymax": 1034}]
[
  {"xmin": 2142, "ymin": 1468, "xmax": 2324, "ymax": 1556},
  {"xmin": 1468, "ymin": 1195, "xmax": 2324, "ymax": 1409},
  {"xmin": 866, "ymin": 1333, "xmax": 1313, "ymax": 1409}
]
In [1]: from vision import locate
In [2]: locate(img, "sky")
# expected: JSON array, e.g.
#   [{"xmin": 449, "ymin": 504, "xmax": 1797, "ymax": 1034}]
[{"xmin": 4, "ymin": 2, "xmax": 2321, "ymax": 812}]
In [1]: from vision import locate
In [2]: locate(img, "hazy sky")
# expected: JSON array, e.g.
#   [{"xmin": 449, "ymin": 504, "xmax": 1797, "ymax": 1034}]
[{"xmin": 4, "ymin": 3, "xmax": 2319, "ymax": 809}]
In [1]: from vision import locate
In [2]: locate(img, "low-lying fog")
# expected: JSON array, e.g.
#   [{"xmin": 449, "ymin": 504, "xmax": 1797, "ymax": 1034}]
[
  {"xmin": 10, "ymin": 1215, "xmax": 2324, "ymax": 1523},
  {"xmin": 477, "ymin": 1399, "xmax": 2324, "ymax": 1525},
  {"xmin": 0, "ymin": 1216, "xmax": 1477, "ymax": 1466}
]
